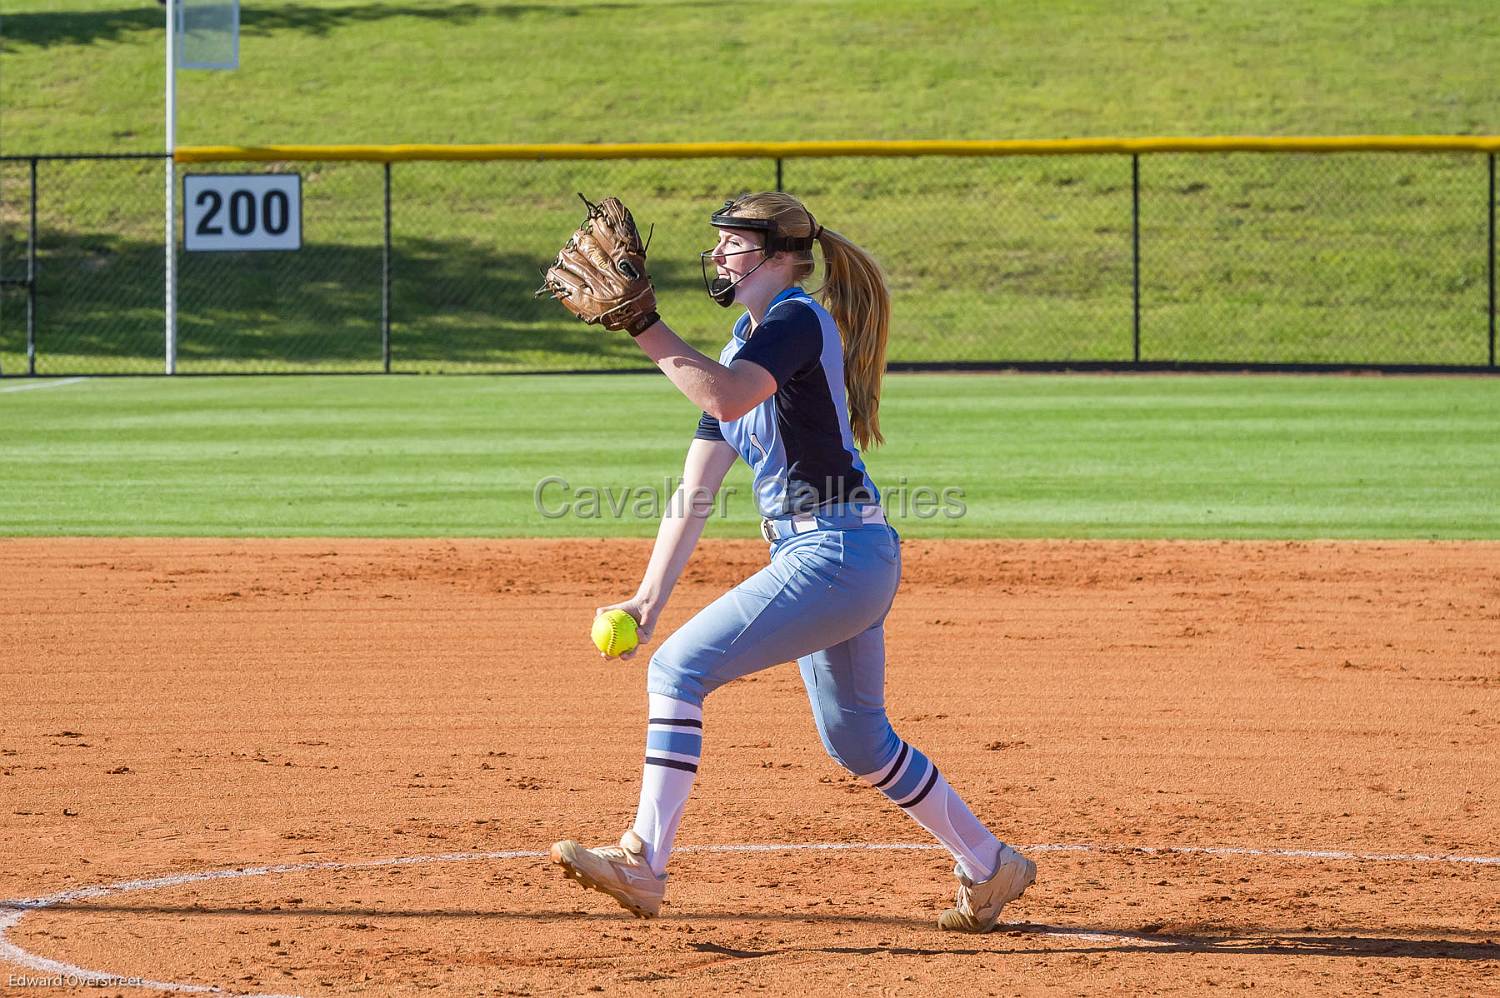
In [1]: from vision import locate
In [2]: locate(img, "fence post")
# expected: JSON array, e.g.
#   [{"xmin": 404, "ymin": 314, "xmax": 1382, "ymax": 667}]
[
  {"xmin": 775, "ymin": 158, "xmax": 783, "ymax": 193},
  {"xmin": 382, "ymin": 161, "xmax": 392, "ymax": 374},
  {"xmin": 1489, "ymin": 152, "xmax": 1495, "ymax": 368},
  {"xmin": 27, "ymin": 156, "xmax": 38, "ymax": 376},
  {"xmin": 1131, "ymin": 153, "xmax": 1141, "ymax": 364}
]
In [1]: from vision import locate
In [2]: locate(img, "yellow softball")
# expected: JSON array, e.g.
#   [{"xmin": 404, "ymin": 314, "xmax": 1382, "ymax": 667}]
[{"xmin": 591, "ymin": 609, "xmax": 639, "ymax": 657}]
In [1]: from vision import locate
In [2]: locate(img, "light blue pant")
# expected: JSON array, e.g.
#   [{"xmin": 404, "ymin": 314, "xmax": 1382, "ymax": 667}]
[{"xmin": 648, "ymin": 521, "xmax": 904, "ymax": 777}]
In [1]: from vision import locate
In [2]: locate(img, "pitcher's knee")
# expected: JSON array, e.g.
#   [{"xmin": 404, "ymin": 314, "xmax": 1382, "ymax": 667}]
[
  {"xmin": 646, "ymin": 637, "xmax": 713, "ymax": 707},
  {"xmin": 818, "ymin": 712, "xmax": 901, "ymax": 778}
]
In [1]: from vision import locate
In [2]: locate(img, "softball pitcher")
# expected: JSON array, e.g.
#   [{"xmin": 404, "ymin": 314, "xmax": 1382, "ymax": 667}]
[{"xmin": 541, "ymin": 192, "xmax": 1034, "ymax": 932}]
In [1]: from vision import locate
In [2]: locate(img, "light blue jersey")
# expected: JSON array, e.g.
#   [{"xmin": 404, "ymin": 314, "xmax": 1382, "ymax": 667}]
[{"xmin": 695, "ymin": 287, "xmax": 880, "ymax": 517}]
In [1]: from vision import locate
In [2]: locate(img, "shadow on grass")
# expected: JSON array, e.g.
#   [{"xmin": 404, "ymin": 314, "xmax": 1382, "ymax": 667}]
[
  {"xmin": 6, "ymin": 226, "xmax": 1486, "ymax": 373},
  {"xmin": 0, "ymin": 2, "xmax": 722, "ymax": 51},
  {"xmin": 2, "ymin": 227, "xmax": 711, "ymax": 369}
]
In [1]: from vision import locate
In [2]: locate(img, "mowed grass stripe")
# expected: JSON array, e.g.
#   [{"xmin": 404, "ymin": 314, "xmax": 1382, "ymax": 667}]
[{"xmin": 1, "ymin": 374, "xmax": 1496, "ymax": 539}]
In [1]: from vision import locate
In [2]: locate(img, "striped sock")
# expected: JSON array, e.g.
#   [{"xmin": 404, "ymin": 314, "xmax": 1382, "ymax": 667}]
[
  {"xmin": 866, "ymin": 741, "xmax": 1003, "ymax": 883},
  {"xmin": 630, "ymin": 693, "xmax": 703, "ymax": 877}
]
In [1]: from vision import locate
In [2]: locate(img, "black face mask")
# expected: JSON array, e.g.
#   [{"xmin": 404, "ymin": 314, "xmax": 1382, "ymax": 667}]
[
  {"xmin": 699, "ymin": 244, "xmax": 772, "ymax": 308},
  {"xmin": 701, "ymin": 199, "xmax": 818, "ymax": 307}
]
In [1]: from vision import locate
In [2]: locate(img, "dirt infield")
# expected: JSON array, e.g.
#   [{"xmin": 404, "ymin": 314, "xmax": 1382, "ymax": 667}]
[{"xmin": 2, "ymin": 537, "xmax": 1496, "ymax": 996}]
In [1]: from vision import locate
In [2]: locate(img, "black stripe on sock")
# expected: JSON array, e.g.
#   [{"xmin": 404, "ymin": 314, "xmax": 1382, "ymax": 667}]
[
  {"xmin": 647, "ymin": 717, "xmax": 704, "ymax": 728},
  {"xmin": 900, "ymin": 768, "xmax": 941, "ymax": 810},
  {"xmin": 645, "ymin": 756, "xmax": 699, "ymax": 773},
  {"xmin": 873, "ymin": 742, "xmax": 909, "ymax": 789}
]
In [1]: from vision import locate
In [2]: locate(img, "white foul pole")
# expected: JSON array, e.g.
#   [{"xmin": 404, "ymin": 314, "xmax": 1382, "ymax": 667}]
[{"xmin": 164, "ymin": 0, "xmax": 177, "ymax": 375}]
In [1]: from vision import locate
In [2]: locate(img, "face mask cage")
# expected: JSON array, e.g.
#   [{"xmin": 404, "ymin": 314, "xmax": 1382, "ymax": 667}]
[{"xmin": 700, "ymin": 199, "xmax": 817, "ymax": 307}]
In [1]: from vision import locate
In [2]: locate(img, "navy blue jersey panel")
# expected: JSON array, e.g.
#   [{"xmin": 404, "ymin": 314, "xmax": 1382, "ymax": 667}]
[
  {"xmin": 772, "ymin": 366, "xmax": 865, "ymax": 512},
  {"xmin": 694, "ymin": 411, "xmax": 725, "ymax": 442},
  {"xmin": 731, "ymin": 300, "xmax": 823, "ymax": 388}
]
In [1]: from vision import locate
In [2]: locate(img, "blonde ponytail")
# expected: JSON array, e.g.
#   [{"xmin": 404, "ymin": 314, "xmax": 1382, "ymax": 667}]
[{"xmin": 814, "ymin": 228, "xmax": 889, "ymax": 450}]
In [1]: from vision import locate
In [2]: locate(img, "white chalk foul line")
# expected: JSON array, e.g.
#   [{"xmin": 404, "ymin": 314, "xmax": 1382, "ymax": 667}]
[
  {"xmin": 1, "ymin": 839, "xmax": 1495, "ymax": 997},
  {"xmin": 0, "ymin": 376, "xmax": 87, "ymax": 394},
  {"xmin": 0, "ymin": 851, "xmax": 544, "ymax": 997},
  {"xmin": 1023, "ymin": 842, "xmax": 1500, "ymax": 866}
]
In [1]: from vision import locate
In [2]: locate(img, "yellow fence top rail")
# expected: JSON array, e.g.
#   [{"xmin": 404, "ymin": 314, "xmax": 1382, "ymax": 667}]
[{"xmin": 175, "ymin": 136, "xmax": 1500, "ymax": 163}]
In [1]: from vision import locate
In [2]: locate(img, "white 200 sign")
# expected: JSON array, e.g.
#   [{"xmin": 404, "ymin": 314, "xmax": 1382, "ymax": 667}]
[{"xmin": 183, "ymin": 174, "xmax": 302, "ymax": 252}]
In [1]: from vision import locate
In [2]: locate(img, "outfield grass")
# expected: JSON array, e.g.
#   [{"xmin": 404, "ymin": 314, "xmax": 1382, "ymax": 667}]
[
  {"xmin": 2, "ymin": 373, "xmax": 1496, "ymax": 539},
  {"xmin": 1, "ymin": 2, "xmax": 1497, "ymax": 374}
]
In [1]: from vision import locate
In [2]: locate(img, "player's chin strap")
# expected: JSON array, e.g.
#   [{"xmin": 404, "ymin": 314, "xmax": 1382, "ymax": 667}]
[{"xmin": 700, "ymin": 199, "xmax": 820, "ymax": 308}]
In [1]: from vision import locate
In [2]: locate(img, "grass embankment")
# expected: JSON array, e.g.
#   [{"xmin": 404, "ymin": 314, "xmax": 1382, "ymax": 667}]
[{"xmin": 1, "ymin": 2, "xmax": 1497, "ymax": 373}]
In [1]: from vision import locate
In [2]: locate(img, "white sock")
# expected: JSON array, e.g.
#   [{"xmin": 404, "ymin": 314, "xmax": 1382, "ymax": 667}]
[
  {"xmin": 865, "ymin": 741, "xmax": 1003, "ymax": 882},
  {"xmin": 630, "ymin": 693, "xmax": 702, "ymax": 877}
]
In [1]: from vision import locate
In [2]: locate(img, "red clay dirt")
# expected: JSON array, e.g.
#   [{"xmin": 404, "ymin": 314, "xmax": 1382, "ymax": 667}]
[{"xmin": 1, "ymin": 538, "xmax": 1497, "ymax": 997}]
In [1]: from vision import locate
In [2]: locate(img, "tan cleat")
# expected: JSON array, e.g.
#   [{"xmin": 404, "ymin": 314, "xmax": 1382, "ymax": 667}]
[
  {"xmin": 938, "ymin": 845, "xmax": 1036, "ymax": 933},
  {"xmin": 550, "ymin": 830, "xmax": 667, "ymax": 918}
]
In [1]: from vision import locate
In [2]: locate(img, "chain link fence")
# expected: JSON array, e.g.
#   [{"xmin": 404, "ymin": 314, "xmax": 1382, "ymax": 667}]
[
  {"xmin": 1, "ymin": 155, "xmax": 167, "ymax": 374},
  {"xmin": 2, "ymin": 148, "xmax": 1495, "ymax": 375}
]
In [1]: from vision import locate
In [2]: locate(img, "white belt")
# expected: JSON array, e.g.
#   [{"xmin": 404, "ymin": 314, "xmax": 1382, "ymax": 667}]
[{"xmin": 760, "ymin": 504, "xmax": 887, "ymax": 542}]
